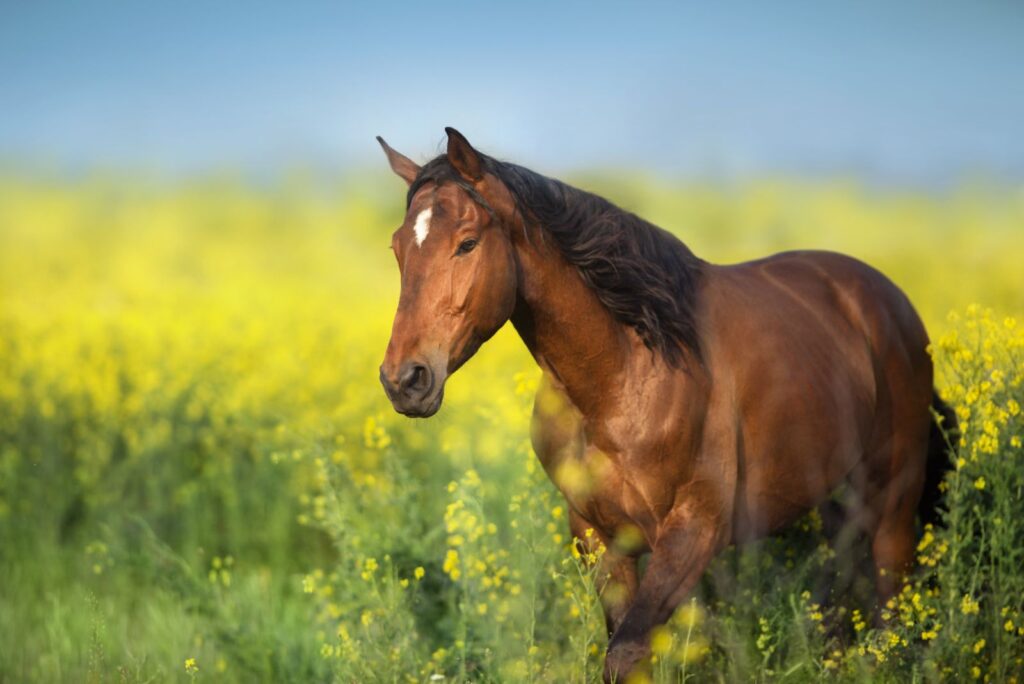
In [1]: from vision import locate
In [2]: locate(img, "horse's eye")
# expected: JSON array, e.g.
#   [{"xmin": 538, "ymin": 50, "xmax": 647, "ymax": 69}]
[{"xmin": 456, "ymin": 238, "xmax": 478, "ymax": 256}]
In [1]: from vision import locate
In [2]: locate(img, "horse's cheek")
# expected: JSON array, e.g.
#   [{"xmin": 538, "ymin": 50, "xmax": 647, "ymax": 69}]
[
  {"xmin": 498, "ymin": 248, "xmax": 518, "ymax": 318},
  {"xmin": 475, "ymin": 246, "xmax": 517, "ymax": 332}
]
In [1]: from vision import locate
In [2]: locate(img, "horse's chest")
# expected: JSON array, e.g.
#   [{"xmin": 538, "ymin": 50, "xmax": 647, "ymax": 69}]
[
  {"xmin": 549, "ymin": 442, "xmax": 661, "ymax": 545},
  {"xmin": 531, "ymin": 375, "xmax": 665, "ymax": 546}
]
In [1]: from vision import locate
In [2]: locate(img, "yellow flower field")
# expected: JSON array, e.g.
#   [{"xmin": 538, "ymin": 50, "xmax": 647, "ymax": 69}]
[{"xmin": 0, "ymin": 173, "xmax": 1022, "ymax": 682}]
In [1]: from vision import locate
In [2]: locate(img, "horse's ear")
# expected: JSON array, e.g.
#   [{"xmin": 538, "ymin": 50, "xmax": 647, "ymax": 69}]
[
  {"xmin": 445, "ymin": 127, "xmax": 483, "ymax": 182},
  {"xmin": 376, "ymin": 136, "xmax": 420, "ymax": 186}
]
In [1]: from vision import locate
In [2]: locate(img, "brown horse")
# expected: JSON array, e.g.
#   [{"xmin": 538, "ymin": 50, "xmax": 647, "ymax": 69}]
[{"xmin": 377, "ymin": 128, "xmax": 951, "ymax": 681}]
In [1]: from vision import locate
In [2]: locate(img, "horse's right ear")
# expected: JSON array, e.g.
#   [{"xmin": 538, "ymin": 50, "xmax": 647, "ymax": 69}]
[
  {"xmin": 376, "ymin": 136, "xmax": 420, "ymax": 186},
  {"xmin": 445, "ymin": 127, "xmax": 484, "ymax": 182}
]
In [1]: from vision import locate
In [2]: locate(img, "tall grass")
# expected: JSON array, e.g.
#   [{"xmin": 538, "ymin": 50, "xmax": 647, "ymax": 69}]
[{"xmin": 0, "ymin": 174, "xmax": 1021, "ymax": 681}]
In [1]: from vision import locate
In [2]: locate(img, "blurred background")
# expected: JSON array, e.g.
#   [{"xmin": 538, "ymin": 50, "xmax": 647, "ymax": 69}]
[
  {"xmin": 4, "ymin": 0, "xmax": 1024, "ymax": 181},
  {"xmin": 1, "ymin": 2, "xmax": 1022, "ymax": 682}
]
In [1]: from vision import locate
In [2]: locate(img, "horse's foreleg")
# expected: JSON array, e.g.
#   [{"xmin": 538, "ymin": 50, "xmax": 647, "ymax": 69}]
[
  {"xmin": 569, "ymin": 510, "xmax": 638, "ymax": 637},
  {"xmin": 602, "ymin": 512, "xmax": 718, "ymax": 683}
]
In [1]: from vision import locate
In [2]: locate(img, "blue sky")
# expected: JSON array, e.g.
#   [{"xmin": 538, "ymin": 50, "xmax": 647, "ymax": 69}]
[{"xmin": 2, "ymin": 1, "xmax": 1022, "ymax": 181}]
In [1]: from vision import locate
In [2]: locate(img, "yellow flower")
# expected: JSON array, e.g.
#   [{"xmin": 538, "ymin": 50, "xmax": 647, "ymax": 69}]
[
  {"xmin": 443, "ymin": 549, "xmax": 461, "ymax": 580},
  {"xmin": 974, "ymin": 477, "xmax": 986, "ymax": 490},
  {"xmin": 673, "ymin": 600, "xmax": 704, "ymax": 629},
  {"xmin": 649, "ymin": 626, "xmax": 673, "ymax": 656},
  {"xmin": 961, "ymin": 594, "xmax": 980, "ymax": 615},
  {"xmin": 360, "ymin": 557, "xmax": 379, "ymax": 581},
  {"xmin": 625, "ymin": 671, "xmax": 653, "ymax": 684},
  {"xmin": 184, "ymin": 657, "xmax": 199, "ymax": 674},
  {"xmin": 852, "ymin": 609, "xmax": 866, "ymax": 632},
  {"xmin": 675, "ymin": 636, "xmax": 710, "ymax": 664},
  {"xmin": 414, "ymin": 566, "xmax": 425, "ymax": 580}
]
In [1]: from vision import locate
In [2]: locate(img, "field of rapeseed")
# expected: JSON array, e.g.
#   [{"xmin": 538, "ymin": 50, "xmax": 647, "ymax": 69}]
[{"xmin": 1, "ymin": 171, "xmax": 1022, "ymax": 682}]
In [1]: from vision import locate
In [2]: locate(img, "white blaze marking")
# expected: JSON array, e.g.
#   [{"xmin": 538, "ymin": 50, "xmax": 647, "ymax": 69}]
[{"xmin": 412, "ymin": 208, "xmax": 432, "ymax": 247}]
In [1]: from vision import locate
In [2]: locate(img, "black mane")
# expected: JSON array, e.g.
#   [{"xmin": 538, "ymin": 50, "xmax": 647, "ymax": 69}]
[{"xmin": 407, "ymin": 154, "xmax": 704, "ymax": 366}]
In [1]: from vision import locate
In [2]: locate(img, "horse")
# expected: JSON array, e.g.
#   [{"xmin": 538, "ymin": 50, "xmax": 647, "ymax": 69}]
[{"xmin": 376, "ymin": 128, "xmax": 952, "ymax": 681}]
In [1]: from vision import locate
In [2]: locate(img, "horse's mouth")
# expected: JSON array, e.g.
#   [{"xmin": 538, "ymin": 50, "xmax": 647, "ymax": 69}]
[{"xmin": 395, "ymin": 387, "xmax": 444, "ymax": 419}]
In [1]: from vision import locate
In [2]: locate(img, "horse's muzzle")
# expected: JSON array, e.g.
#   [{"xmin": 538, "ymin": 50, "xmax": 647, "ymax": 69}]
[{"xmin": 379, "ymin": 360, "xmax": 444, "ymax": 417}]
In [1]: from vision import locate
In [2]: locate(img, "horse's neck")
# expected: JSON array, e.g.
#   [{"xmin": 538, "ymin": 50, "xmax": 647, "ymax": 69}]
[{"xmin": 509, "ymin": 231, "xmax": 631, "ymax": 418}]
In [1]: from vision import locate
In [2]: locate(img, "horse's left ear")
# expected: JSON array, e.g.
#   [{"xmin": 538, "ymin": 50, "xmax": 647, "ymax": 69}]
[
  {"xmin": 445, "ymin": 127, "xmax": 483, "ymax": 182},
  {"xmin": 377, "ymin": 136, "xmax": 420, "ymax": 186}
]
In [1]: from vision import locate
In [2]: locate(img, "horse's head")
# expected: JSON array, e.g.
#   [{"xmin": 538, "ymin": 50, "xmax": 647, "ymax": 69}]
[{"xmin": 378, "ymin": 128, "xmax": 518, "ymax": 417}]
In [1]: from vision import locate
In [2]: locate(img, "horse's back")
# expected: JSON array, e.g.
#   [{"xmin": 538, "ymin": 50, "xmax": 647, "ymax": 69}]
[
  {"xmin": 713, "ymin": 249, "xmax": 929, "ymax": 375},
  {"xmin": 750, "ymin": 250, "xmax": 932, "ymax": 396}
]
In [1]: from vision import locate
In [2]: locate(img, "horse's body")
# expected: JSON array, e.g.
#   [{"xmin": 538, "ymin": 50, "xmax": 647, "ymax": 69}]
[
  {"xmin": 377, "ymin": 129, "xmax": 949, "ymax": 680},
  {"xmin": 533, "ymin": 249, "xmax": 932, "ymax": 548}
]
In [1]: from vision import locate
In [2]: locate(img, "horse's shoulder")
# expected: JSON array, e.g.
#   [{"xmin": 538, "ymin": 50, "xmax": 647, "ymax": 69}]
[{"xmin": 529, "ymin": 373, "xmax": 584, "ymax": 468}]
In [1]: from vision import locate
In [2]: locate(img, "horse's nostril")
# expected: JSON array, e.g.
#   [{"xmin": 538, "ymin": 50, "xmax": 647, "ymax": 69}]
[{"xmin": 398, "ymin": 362, "xmax": 433, "ymax": 398}]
